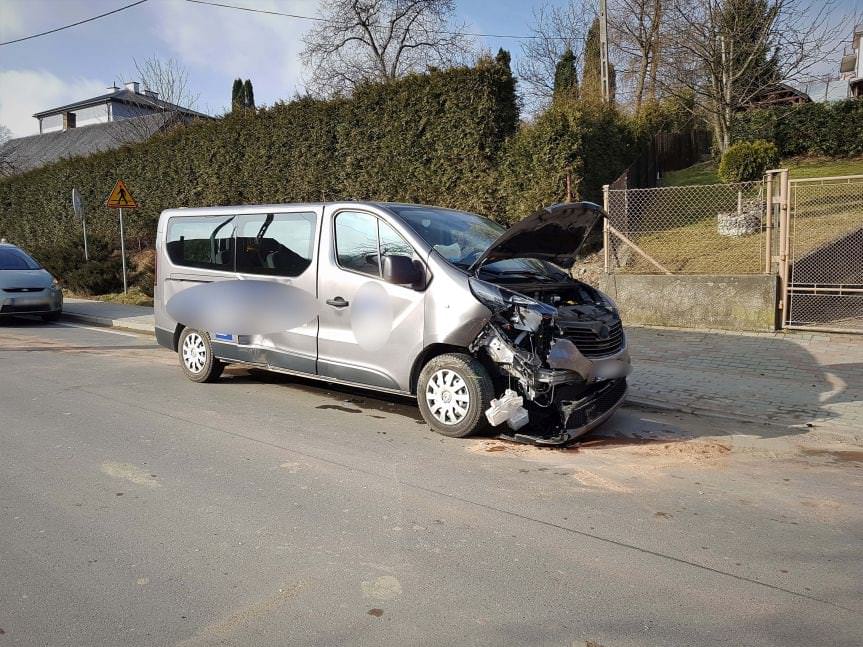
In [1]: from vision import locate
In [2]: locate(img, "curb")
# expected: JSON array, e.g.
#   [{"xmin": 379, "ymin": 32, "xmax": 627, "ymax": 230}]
[{"xmin": 61, "ymin": 312, "xmax": 156, "ymax": 336}]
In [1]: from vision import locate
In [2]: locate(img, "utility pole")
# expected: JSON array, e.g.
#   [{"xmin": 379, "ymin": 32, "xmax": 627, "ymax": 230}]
[{"xmin": 599, "ymin": 0, "xmax": 611, "ymax": 103}]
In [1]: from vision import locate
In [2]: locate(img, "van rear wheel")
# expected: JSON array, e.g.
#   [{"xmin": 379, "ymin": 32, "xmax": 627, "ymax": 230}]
[
  {"xmin": 417, "ymin": 353, "xmax": 493, "ymax": 438},
  {"xmin": 178, "ymin": 328, "xmax": 224, "ymax": 383}
]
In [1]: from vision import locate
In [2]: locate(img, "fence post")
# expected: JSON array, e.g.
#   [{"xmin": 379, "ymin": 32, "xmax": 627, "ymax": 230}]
[
  {"xmin": 764, "ymin": 172, "xmax": 773, "ymax": 273},
  {"xmin": 778, "ymin": 169, "xmax": 790, "ymax": 327},
  {"xmin": 603, "ymin": 184, "xmax": 610, "ymax": 273}
]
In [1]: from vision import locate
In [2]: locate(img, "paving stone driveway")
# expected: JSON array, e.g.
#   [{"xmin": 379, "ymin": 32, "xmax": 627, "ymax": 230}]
[{"xmin": 626, "ymin": 326, "xmax": 863, "ymax": 439}]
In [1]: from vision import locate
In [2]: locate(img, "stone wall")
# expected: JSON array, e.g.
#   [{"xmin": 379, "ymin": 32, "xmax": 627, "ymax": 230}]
[{"xmin": 599, "ymin": 274, "xmax": 778, "ymax": 331}]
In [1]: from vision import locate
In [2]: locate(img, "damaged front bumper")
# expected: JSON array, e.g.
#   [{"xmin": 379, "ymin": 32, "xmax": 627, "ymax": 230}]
[{"xmin": 472, "ymin": 323, "xmax": 631, "ymax": 445}]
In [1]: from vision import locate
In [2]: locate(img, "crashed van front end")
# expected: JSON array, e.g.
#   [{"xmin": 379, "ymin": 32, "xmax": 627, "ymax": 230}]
[
  {"xmin": 468, "ymin": 277, "xmax": 630, "ymax": 445},
  {"xmin": 464, "ymin": 202, "xmax": 630, "ymax": 445}
]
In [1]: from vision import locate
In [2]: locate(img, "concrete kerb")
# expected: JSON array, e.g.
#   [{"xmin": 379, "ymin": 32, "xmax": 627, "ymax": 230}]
[{"xmin": 60, "ymin": 311, "xmax": 156, "ymax": 336}]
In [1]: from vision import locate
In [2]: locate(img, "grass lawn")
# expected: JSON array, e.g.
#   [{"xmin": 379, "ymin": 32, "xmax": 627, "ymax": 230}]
[
  {"xmin": 612, "ymin": 156, "xmax": 863, "ymax": 274},
  {"xmin": 662, "ymin": 156, "xmax": 863, "ymax": 187}
]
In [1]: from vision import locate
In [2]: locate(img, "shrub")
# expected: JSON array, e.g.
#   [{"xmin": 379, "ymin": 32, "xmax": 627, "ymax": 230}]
[
  {"xmin": 718, "ymin": 140, "xmax": 780, "ymax": 182},
  {"xmin": 26, "ymin": 236, "xmax": 124, "ymax": 295},
  {"xmin": 731, "ymin": 99, "xmax": 863, "ymax": 158}
]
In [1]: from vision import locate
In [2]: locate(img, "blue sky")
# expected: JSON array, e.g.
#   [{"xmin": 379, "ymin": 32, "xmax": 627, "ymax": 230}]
[{"xmin": 1, "ymin": 0, "xmax": 860, "ymax": 137}]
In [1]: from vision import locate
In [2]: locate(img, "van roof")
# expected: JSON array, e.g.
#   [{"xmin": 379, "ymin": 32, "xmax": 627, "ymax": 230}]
[{"xmin": 158, "ymin": 201, "xmax": 472, "ymax": 217}]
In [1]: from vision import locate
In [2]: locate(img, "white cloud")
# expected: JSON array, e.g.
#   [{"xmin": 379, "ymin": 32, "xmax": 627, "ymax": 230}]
[
  {"xmin": 0, "ymin": 69, "xmax": 108, "ymax": 137},
  {"xmin": 154, "ymin": 0, "xmax": 321, "ymax": 109},
  {"xmin": 0, "ymin": 0, "xmax": 28, "ymax": 42}
]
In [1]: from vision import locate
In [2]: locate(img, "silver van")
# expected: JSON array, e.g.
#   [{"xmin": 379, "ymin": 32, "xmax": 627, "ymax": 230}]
[{"xmin": 154, "ymin": 202, "xmax": 630, "ymax": 445}]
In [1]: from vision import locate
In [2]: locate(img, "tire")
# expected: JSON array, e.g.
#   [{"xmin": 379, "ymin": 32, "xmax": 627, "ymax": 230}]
[
  {"xmin": 178, "ymin": 328, "xmax": 224, "ymax": 383},
  {"xmin": 417, "ymin": 352, "xmax": 494, "ymax": 438},
  {"xmin": 41, "ymin": 310, "xmax": 61, "ymax": 322}
]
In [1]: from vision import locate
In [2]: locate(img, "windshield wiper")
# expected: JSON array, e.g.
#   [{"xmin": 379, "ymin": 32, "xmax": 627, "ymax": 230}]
[{"xmin": 483, "ymin": 270, "xmax": 558, "ymax": 282}]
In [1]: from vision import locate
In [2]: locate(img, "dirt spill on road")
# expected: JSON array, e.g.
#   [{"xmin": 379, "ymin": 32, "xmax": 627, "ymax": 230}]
[
  {"xmin": 570, "ymin": 469, "xmax": 634, "ymax": 493},
  {"xmin": 467, "ymin": 434, "xmax": 734, "ymax": 490},
  {"xmin": 798, "ymin": 447, "xmax": 863, "ymax": 463}
]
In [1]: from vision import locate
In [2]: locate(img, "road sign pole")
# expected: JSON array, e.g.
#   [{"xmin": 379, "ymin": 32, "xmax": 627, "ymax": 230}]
[
  {"xmin": 118, "ymin": 207, "xmax": 128, "ymax": 294},
  {"xmin": 82, "ymin": 214, "xmax": 89, "ymax": 261},
  {"xmin": 72, "ymin": 187, "xmax": 88, "ymax": 260}
]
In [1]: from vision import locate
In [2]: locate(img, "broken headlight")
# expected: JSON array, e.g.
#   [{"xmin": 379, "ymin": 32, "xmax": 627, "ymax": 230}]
[
  {"xmin": 596, "ymin": 291, "xmax": 618, "ymax": 313},
  {"xmin": 468, "ymin": 278, "xmax": 557, "ymax": 317}
]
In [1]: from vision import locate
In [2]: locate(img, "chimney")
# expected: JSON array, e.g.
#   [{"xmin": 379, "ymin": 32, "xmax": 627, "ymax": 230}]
[
  {"xmin": 143, "ymin": 88, "xmax": 159, "ymax": 99},
  {"xmin": 124, "ymin": 81, "xmax": 140, "ymax": 94}
]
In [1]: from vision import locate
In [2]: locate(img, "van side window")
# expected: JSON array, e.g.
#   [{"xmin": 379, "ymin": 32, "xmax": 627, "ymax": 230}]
[
  {"xmin": 166, "ymin": 216, "xmax": 235, "ymax": 270},
  {"xmin": 236, "ymin": 212, "xmax": 316, "ymax": 277},
  {"xmin": 379, "ymin": 221, "xmax": 414, "ymax": 259},
  {"xmin": 335, "ymin": 211, "xmax": 381, "ymax": 277}
]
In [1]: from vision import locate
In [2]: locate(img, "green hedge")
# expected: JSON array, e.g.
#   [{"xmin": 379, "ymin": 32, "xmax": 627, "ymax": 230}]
[
  {"xmin": 500, "ymin": 101, "xmax": 637, "ymax": 220},
  {"xmin": 0, "ymin": 61, "xmax": 635, "ymax": 292},
  {"xmin": 731, "ymin": 99, "xmax": 863, "ymax": 158}
]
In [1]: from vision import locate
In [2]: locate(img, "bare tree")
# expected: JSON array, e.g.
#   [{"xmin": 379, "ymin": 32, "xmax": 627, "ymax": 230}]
[
  {"xmin": 301, "ymin": 0, "xmax": 475, "ymax": 96},
  {"xmin": 111, "ymin": 56, "xmax": 202, "ymax": 144},
  {"xmin": 517, "ymin": 1, "xmax": 595, "ymax": 113},
  {"xmin": 662, "ymin": 0, "xmax": 842, "ymax": 151},
  {"xmin": 608, "ymin": 0, "xmax": 664, "ymax": 110}
]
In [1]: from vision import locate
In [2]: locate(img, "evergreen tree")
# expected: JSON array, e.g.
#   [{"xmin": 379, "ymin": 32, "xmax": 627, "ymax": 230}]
[
  {"xmin": 495, "ymin": 48, "xmax": 512, "ymax": 71},
  {"xmin": 494, "ymin": 49, "xmax": 518, "ymax": 138},
  {"xmin": 581, "ymin": 17, "xmax": 616, "ymax": 103},
  {"xmin": 231, "ymin": 78, "xmax": 244, "ymax": 112},
  {"xmin": 719, "ymin": 0, "xmax": 780, "ymax": 97},
  {"xmin": 243, "ymin": 79, "xmax": 255, "ymax": 109},
  {"xmin": 553, "ymin": 48, "xmax": 579, "ymax": 101}
]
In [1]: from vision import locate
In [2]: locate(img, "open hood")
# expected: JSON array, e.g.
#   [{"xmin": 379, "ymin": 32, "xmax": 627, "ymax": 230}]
[{"xmin": 469, "ymin": 202, "xmax": 604, "ymax": 273}]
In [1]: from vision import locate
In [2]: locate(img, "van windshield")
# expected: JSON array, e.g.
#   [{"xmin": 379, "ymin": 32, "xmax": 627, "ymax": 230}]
[{"xmin": 389, "ymin": 205, "xmax": 566, "ymax": 279}]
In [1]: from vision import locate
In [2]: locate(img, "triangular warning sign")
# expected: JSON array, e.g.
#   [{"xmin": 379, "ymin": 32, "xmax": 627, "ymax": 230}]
[{"xmin": 106, "ymin": 179, "xmax": 139, "ymax": 209}]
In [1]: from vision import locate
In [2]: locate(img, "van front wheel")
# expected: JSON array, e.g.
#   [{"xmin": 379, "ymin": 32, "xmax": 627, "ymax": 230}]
[
  {"xmin": 178, "ymin": 328, "xmax": 224, "ymax": 383},
  {"xmin": 417, "ymin": 353, "xmax": 493, "ymax": 438}
]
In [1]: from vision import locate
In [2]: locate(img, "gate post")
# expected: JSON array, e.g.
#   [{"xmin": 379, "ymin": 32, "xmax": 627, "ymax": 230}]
[
  {"xmin": 764, "ymin": 173, "xmax": 773, "ymax": 273},
  {"xmin": 777, "ymin": 169, "xmax": 791, "ymax": 328},
  {"xmin": 603, "ymin": 184, "xmax": 610, "ymax": 273}
]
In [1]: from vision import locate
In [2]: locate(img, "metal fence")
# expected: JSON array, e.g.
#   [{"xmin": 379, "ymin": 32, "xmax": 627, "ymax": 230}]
[
  {"xmin": 785, "ymin": 176, "xmax": 863, "ymax": 332},
  {"xmin": 604, "ymin": 180, "xmax": 767, "ymax": 275},
  {"xmin": 602, "ymin": 170, "xmax": 863, "ymax": 333}
]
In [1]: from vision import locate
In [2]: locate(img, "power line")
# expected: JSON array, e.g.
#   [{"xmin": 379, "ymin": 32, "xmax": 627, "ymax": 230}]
[
  {"xmin": 185, "ymin": 0, "xmax": 326, "ymax": 23},
  {"xmin": 185, "ymin": 0, "xmax": 585, "ymax": 41},
  {"xmin": 0, "ymin": 0, "xmax": 150, "ymax": 47}
]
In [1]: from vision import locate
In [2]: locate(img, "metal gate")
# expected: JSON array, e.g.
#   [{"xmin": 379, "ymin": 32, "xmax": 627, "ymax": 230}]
[{"xmin": 781, "ymin": 175, "xmax": 863, "ymax": 333}]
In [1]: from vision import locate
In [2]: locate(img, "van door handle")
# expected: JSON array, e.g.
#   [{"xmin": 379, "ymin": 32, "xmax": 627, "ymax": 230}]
[{"xmin": 326, "ymin": 296, "xmax": 349, "ymax": 308}]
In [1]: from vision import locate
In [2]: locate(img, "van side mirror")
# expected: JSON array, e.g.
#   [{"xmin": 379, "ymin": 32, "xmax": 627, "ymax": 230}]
[{"xmin": 382, "ymin": 254, "xmax": 423, "ymax": 288}]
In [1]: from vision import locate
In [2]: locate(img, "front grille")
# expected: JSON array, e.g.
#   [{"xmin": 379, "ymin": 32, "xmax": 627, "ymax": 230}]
[
  {"xmin": 561, "ymin": 378, "xmax": 627, "ymax": 429},
  {"xmin": 562, "ymin": 320, "xmax": 625, "ymax": 358},
  {"xmin": 2, "ymin": 287, "xmax": 45, "ymax": 293},
  {"xmin": 1, "ymin": 304, "xmax": 51, "ymax": 314}
]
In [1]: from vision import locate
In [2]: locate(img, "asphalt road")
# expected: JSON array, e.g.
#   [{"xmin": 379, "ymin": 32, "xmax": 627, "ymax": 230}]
[{"xmin": 1, "ymin": 318, "xmax": 861, "ymax": 647}]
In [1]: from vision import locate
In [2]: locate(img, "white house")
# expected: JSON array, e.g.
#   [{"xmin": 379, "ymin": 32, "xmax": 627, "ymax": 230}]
[{"xmin": 33, "ymin": 81, "xmax": 208, "ymax": 134}]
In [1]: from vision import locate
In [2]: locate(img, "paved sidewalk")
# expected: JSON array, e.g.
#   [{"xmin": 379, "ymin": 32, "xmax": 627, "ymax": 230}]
[
  {"xmin": 57, "ymin": 299, "xmax": 862, "ymax": 438},
  {"xmin": 626, "ymin": 326, "xmax": 863, "ymax": 439},
  {"xmin": 62, "ymin": 298, "xmax": 155, "ymax": 334}
]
